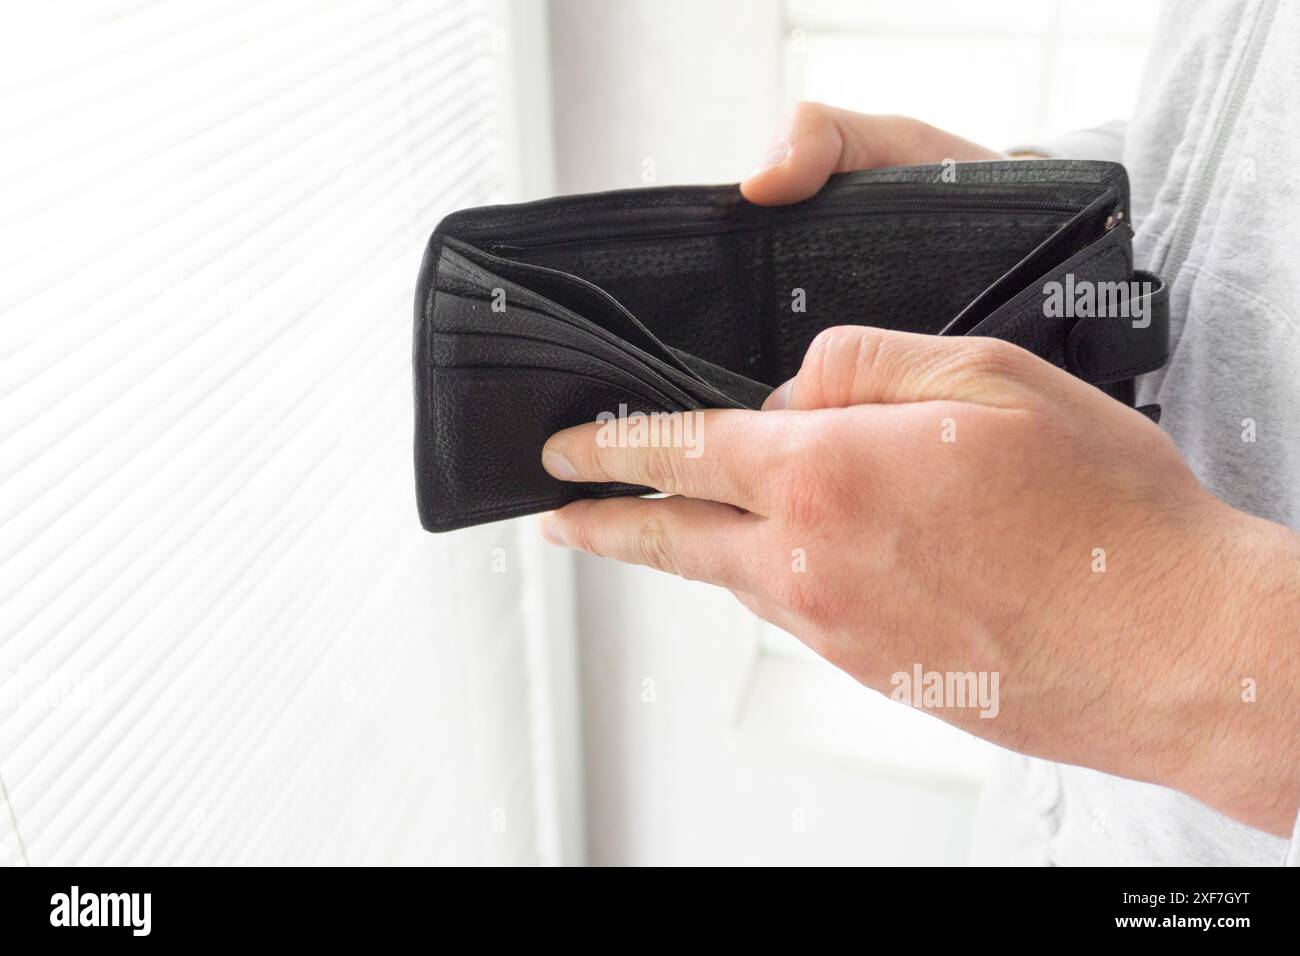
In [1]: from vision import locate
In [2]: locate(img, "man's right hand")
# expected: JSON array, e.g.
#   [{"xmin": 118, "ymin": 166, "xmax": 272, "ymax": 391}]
[{"xmin": 741, "ymin": 102, "xmax": 1007, "ymax": 206}]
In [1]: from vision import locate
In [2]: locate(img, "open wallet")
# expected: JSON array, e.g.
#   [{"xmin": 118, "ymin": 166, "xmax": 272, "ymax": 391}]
[{"xmin": 414, "ymin": 160, "xmax": 1169, "ymax": 532}]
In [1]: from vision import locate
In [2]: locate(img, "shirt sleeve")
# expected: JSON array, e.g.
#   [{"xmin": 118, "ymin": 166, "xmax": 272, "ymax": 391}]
[{"xmin": 1006, "ymin": 119, "xmax": 1128, "ymax": 163}]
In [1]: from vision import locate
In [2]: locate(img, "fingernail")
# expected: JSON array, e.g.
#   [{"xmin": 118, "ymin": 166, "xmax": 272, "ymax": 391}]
[
  {"xmin": 766, "ymin": 378, "xmax": 794, "ymax": 410},
  {"xmin": 538, "ymin": 512, "xmax": 567, "ymax": 547},
  {"xmin": 748, "ymin": 143, "xmax": 788, "ymax": 178},
  {"xmin": 541, "ymin": 449, "xmax": 579, "ymax": 481}
]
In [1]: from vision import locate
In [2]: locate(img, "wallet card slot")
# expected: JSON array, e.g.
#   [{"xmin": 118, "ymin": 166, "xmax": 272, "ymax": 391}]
[
  {"xmin": 435, "ymin": 244, "xmax": 746, "ymax": 408},
  {"xmin": 442, "ymin": 237, "xmax": 696, "ymax": 379},
  {"xmin": 431, "ymin": 305, "xmax": 708, "ymax": 409},
  {"xmin": 430, "ymin": 330, "xmax": 690, "ymax": 413},
  {"xmin": 666, "ymin": 347, "xmax": 772, "ymax": 409}
]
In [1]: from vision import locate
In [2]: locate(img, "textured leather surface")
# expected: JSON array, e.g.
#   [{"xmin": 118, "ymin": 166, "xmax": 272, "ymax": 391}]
[{"xmin": 414, "ymin": 161, "xmax": 1169, "ymax": 532}]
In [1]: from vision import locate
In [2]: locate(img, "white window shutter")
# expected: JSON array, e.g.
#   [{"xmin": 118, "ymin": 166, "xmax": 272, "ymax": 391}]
[{"xmin": 0, "ymin": 0, "xmax": 566, "ymax": 865}]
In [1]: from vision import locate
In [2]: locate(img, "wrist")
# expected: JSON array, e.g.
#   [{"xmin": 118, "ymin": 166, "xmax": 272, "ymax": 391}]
[{"xmin": 1159, "ymin": 502, "xmax": 1300, "ymax": 834}]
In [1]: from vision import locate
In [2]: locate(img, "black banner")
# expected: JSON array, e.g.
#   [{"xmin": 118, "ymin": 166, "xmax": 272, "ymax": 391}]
[{"xmin": 0, "ymin": 865, "xmax": 1290, "ymax": 943}]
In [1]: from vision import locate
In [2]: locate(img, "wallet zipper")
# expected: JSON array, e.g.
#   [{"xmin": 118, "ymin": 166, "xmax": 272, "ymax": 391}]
[{"xmin": 481, "ymin": 196, "xmax": 1086, "ymax": 252}]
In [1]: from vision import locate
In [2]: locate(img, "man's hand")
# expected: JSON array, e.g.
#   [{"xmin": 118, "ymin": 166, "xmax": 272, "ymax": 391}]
[
  {"xmin": 539, "ymin": 327, "xmax": 1300, "ymax": 836},
  {"xmin": 537, "ymin": 102, "xmax": 1300, "ymax": 836}
]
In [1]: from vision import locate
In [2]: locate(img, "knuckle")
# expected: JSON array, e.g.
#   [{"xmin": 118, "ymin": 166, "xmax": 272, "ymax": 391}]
[
  {"xmin": 807, "ymin": 324, "xmax": 870, "ymax": 364},
  {"xmin": 781, "ymin": 451, "xmax": 831, "ymax": 518},
  {"xmin": 773, "ymin": 429, "xmax": 835, "ymax": 526},
  {"xmin": 637, "ymin": 449, "xmax": 684, "ymax": 494},
  {"xmin": 962, "ymin": 337, "xmax": 1030, "ymax": 379},
  {"xmin": 791, "ymin": 99, "xmax": 829, "ymax": 123},
  {"xmin": 570, "ymin": 439, "xmax": 610, "ymax": 483},
  {"xmin": 564, "ymin": 510, "xmax": 602, "ymax": 557},
  {"xmin": 881, "ymin": 113, "xmax": 924, "ymax": 138},
  {"xmin": 803, "ymin": 325, "xmax": 884, "ymax": 402},
  {"xmin": 630, "ymin": 518, "xmax": 682, "ymax": 576},
  {"xmin": 784, "ymin": 470, "xmax": 832, "ymax": 528}
]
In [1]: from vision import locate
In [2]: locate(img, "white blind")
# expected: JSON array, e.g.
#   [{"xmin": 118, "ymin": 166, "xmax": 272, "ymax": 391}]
[{"xmin": 0, "ymin": 0, "xmax": 555, "ymax": 865}]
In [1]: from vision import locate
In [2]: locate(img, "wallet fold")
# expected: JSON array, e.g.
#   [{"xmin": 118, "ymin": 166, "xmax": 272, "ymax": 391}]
[{"xmin": 415, "ymin": 160, "xmax": 1169, "ymax": 532}]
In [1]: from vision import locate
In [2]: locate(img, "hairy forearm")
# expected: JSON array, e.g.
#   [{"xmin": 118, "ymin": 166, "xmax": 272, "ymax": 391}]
[{"xmin": 1170, "ymin": 504, "xmax": 1300, "ymax": 835}]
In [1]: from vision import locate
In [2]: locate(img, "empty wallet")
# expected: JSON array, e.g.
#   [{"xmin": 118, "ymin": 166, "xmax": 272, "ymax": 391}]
[{"xmin": 414, "ymin": 160, "xmax": 1169, "ymax": 532}]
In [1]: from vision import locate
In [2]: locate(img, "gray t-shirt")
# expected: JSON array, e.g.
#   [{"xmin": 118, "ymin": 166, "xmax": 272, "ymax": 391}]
[{"xmin": 972, "ymin": 0, "xmax": 1299, "ymax": 866}]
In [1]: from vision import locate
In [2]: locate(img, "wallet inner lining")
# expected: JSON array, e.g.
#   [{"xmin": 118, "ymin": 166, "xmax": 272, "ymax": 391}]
[{"xmin": 474, "ymin": 208, "xmax": 1081, "ymax": 388}]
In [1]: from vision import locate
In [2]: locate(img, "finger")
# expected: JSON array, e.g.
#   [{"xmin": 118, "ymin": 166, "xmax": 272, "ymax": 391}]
[
  {"xmin": 540, "ymin": 496, "xmax": 761, "ymax": 590},
  {"xmin": 542, "ymin": 408, "xmax": 784, "ymax": 513},
  {"xmin": 742, "ymin": 102, "xmax": 872, "ymax": 206},
  {"xmin": 767, "ymin": 326, "xmax": 1051, "ymax": 410},
  {"xmin": 741, "ymin": 103, "xmax": 1003, "ymax": 206}
]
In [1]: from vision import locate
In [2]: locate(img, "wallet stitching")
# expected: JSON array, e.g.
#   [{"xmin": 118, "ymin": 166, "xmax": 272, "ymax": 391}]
[
  {"xmin": 482, "ymin": 213, "xmax": 1073, "ymax": 257},
  {"xmin": 430, "ymin": 340, "xmax": 690, "ymax": 412}
]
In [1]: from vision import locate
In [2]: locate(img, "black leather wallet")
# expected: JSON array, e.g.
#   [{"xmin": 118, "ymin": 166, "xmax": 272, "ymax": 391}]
[{"xmin": 415, "ymin": 160, "xmax": 1168, "ymax": 532}]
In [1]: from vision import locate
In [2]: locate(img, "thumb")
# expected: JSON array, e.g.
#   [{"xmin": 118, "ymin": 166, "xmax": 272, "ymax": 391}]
[
  {"xmin": 742, "ymin": 102, "xmax": 883, "ymax": 206},
  {"xmin": 762, "ymin": 326, "xmax": 1046, "ymax": 411},
  {"xmin": 741, "ymin": 103, "xmax": 1004, "ymax": 206}
]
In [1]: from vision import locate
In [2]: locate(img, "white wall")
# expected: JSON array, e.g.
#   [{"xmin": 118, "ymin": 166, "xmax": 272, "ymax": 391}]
[{"xmin": 548, "ymin": 0, "xmax": 787, "ymax": 194}]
